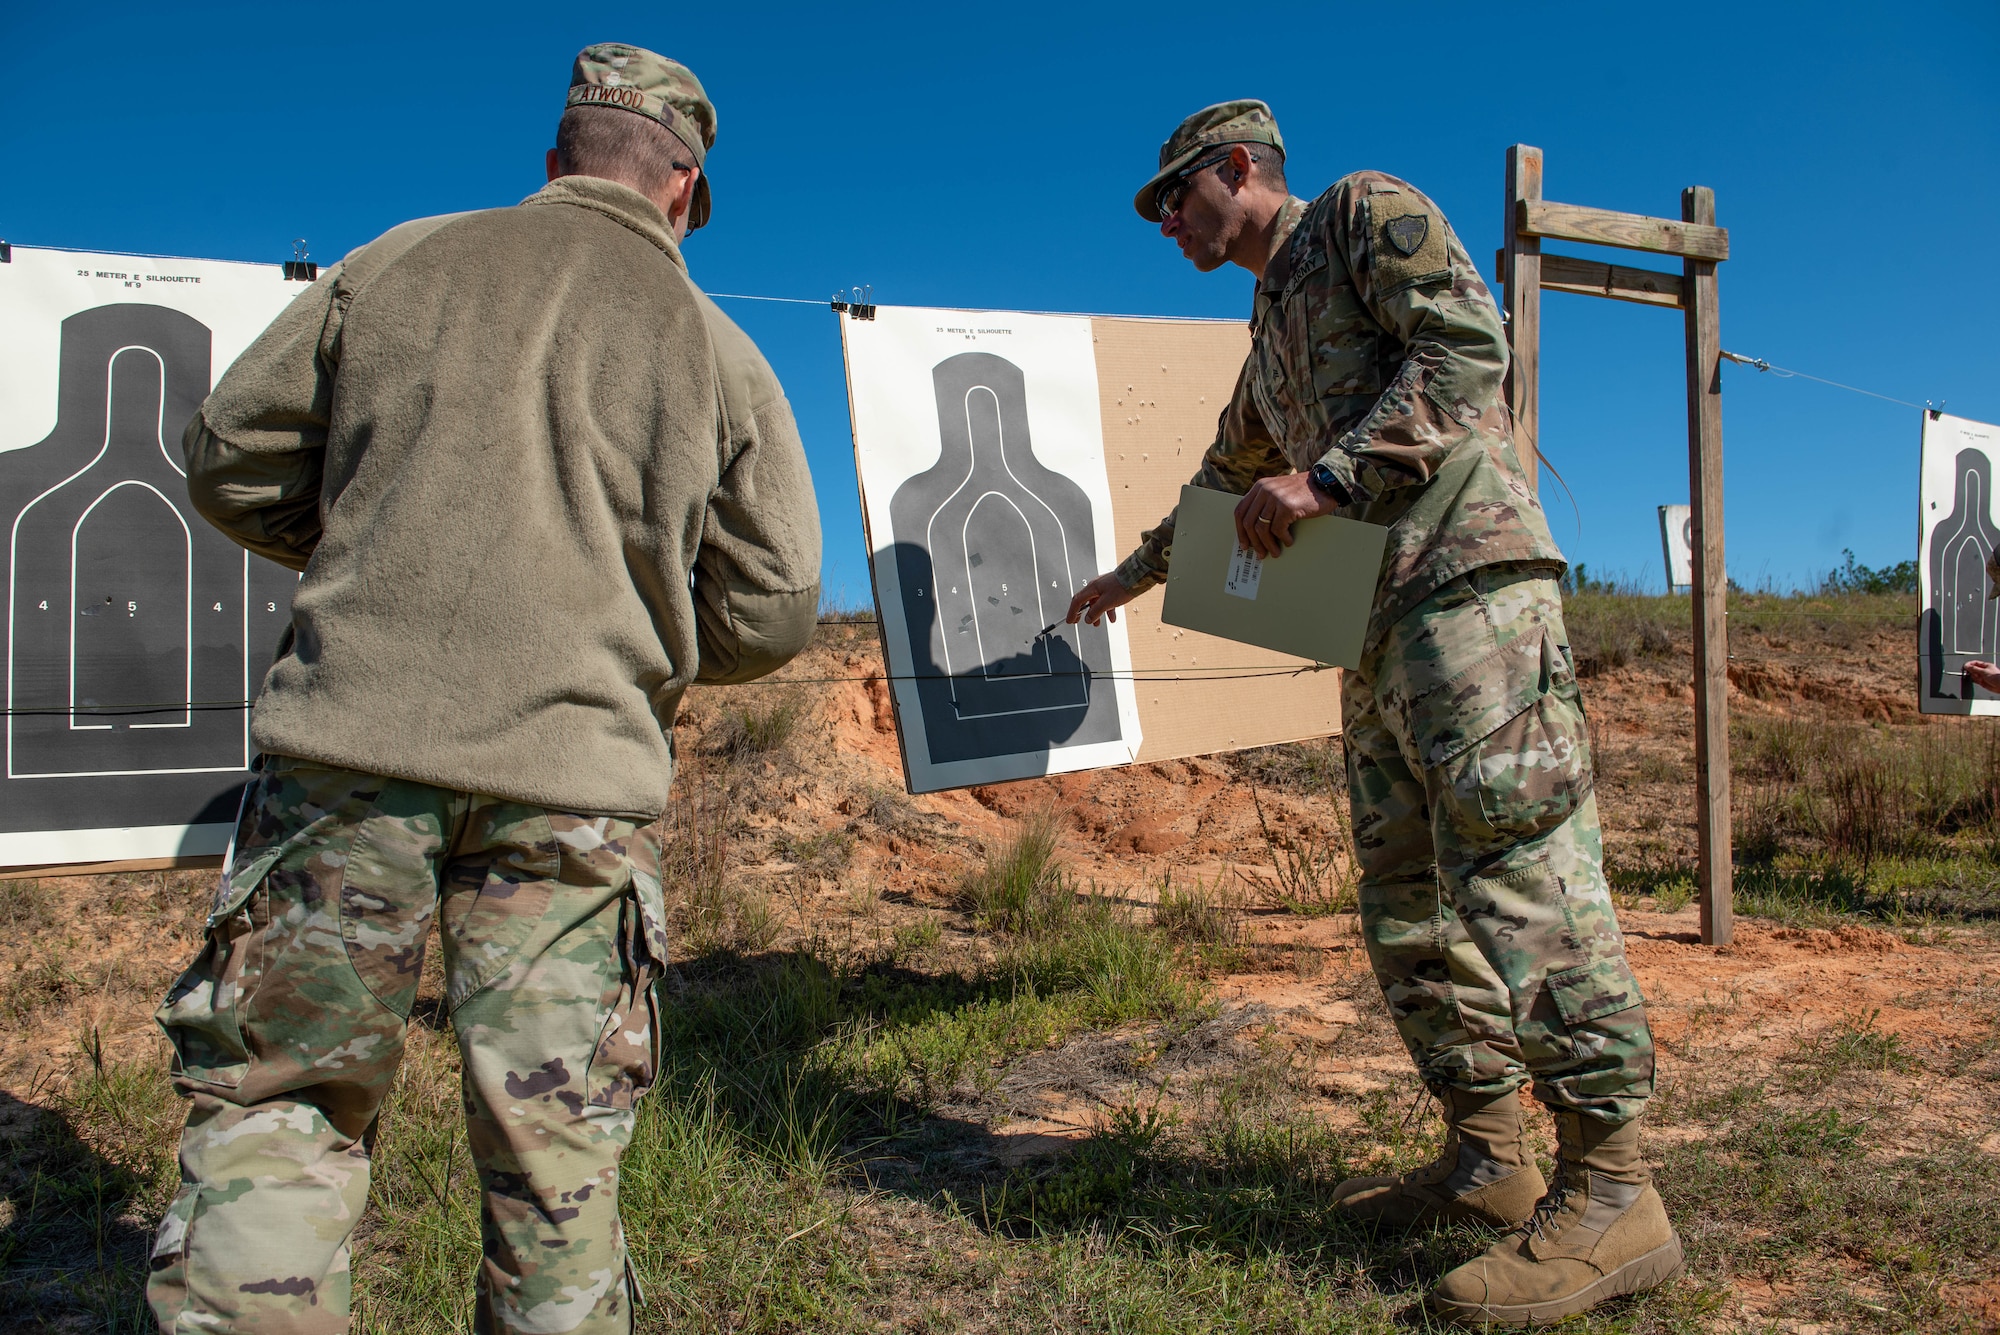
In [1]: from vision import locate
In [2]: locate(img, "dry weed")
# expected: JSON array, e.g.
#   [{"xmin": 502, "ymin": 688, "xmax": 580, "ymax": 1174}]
[{"xmin": 1244, "ymin": 784, "xmax": 1357, "ymax": 915}]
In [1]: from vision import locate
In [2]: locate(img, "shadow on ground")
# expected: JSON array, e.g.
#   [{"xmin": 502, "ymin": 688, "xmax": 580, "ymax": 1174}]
[
  {"xmin": 652, "ymin": 944, "xmax": 1480, "ymax": 1301},
  {"xmin": 0, "ymin": 1084, "xmax": 161, "ymax": 1333}
]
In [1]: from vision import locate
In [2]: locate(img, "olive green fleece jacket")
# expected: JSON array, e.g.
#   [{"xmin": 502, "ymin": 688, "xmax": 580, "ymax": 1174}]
[{"xmin": 184, "ymin": 176, "xmax": 821, "ymax": 819}]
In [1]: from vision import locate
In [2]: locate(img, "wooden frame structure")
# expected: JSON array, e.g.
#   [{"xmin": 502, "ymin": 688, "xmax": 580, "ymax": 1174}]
[{"xmin": 1496, "ymin": 145, "xmax": 1734, "ymax": 946}]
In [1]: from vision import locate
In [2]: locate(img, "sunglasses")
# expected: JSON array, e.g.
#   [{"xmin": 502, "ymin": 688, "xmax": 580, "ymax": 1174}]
[{"xmin": 1155, "ymin": 149, "xmax": 1236, "ymax": 220}]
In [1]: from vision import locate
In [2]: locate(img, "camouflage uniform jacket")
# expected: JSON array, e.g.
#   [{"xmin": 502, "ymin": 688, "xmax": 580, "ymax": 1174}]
[{"xmin": 1113, "ymin": 172, "xmax": 1565, "ymax": 651}]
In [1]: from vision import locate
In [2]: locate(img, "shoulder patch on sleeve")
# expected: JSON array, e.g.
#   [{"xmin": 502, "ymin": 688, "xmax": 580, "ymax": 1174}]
[
  {"xmin": 1371, "ymin": 203, "xmax": 1450, "ymax": 291},
  {"xmin": 1386, "ymin": 215, "xmax": 1428, "ymax": 256}
]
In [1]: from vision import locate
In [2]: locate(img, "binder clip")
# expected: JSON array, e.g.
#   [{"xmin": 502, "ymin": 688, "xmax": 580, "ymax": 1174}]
[
  {"xmin": 282, "ymin": 239, "xmax": 317, "ymax": 282},
  {"xmin": 832, "ymin": 285, "xmax": 875, "ymax": 320}
]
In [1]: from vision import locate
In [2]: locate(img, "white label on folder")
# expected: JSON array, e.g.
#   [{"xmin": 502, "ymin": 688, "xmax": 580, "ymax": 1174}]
[{"xmin": 1225, "ymin": 542, "xmax": 1263, "ymax": 600}]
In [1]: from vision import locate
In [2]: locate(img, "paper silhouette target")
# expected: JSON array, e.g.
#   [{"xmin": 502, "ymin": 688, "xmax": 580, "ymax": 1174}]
[
  {"xmin": 887, "ymin": 352, "xmax": 1122, "ymax": 765},
  {"xmin": 847, "ymin": 310, "xmax": 1140, "ymax": 791},
  {"xmin": 1917, "ymin": 413, "xmax": 2000, "ymax": 715},
  {"xmin": 0, "ymin": 248, "xmax": 306, "ymax": 864}
]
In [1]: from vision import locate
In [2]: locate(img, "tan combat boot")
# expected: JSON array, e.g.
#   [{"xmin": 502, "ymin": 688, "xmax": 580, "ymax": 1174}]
[
  {"xmin": 1332, "ymin": 1087, "xmax": 1547, "ymax": 1231},
  {"xmin": 1429, "ymin": 1110, "xmax": 1683, "ymax": 1327}
]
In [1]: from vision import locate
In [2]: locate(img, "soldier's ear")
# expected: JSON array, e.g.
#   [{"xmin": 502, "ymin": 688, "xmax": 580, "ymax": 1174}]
[
  {"xmin": 546, "ymin": 148, "xmax": 562, "ymax": 183},
  {"xmin": 1228, "ymin": 143, "xmax": 1256, "ymax": 186}
]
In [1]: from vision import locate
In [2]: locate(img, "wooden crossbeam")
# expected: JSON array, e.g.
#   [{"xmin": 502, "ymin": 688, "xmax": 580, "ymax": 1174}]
[
  {"xmin": 1492, "ymin": 250, "xmax": 1685, "ymax": 309},
  {"xmin": 1517, "ymin": 200, "xmax": 1730, "ymax": 262},
  {"xmin": 1542, "ymin": 254, "xmax": 1684, "ymax": 308}
]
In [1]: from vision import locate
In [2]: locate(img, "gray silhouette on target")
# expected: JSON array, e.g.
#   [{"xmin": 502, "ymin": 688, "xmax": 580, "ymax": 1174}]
[
  {"xmin": 1, "ymin": 303, "xmax": 298, "ymax": 837},
  {"xmin": 1924, "ymin": 446, "xmax": 2000, "ymax": 706},
  {"xmin": 887, "ymin": 352, "xmax": 1122, "ymax": 765}
]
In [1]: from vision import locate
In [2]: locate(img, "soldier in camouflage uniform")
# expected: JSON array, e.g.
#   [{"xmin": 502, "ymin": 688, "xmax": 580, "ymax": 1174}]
[
  {"xmin": 149, "ymin": 46, "xmax": 821, "ymax": 1334},
  {"xmin": 1067, "ymin": 102, "xmax": 1682, "ymax": 1326}
]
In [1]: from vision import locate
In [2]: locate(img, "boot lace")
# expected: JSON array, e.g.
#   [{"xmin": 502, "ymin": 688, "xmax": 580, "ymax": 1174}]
[
  {"xmin": 1396, "ymin": 1086, "xmax": 1452, "ymax": 1187},
  {"xmin": 1521, "ymin": 1156, "xmax": 1573, "ymax": 1242}
]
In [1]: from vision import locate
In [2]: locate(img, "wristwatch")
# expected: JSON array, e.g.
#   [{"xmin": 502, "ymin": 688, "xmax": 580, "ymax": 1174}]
[{"xmin": 1307, "ymin": 461, "xmax": 1349, "ymax": 506}]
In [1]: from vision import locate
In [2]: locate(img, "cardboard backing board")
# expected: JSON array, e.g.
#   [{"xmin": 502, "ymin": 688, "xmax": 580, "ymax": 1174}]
[
  {"xmin": 845, "ymin": 307, "xmax": 1342, "ymax": 792},
  {"xmin": 1159, "ymin": 484, "xmax": 1387, "ymax": 668},
  {"xmin": 1090, "ymin": 316, "xmax": 1342, "ymax": 762},
  {"xmin": 0, "ymin": 246, "xmax": 304, "ymax": 867},
  {"xmin": 1918, "ymin": 412, "xmax": 2000, "ymax": 715}
]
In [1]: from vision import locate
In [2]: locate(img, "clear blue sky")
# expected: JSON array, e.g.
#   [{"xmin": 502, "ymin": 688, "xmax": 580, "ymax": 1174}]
[{"xmin": 6, "ymin": 1, "xmax": 1993, "ymax": 601}]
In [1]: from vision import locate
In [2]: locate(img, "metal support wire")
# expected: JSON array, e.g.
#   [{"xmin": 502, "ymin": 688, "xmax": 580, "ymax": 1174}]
[{"xmin": 1720, "ymin": 349, "xmax": 1940, "ymax": 415}]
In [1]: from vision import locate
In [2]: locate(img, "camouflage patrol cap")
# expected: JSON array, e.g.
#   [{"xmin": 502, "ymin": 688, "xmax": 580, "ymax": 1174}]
[
  {"xmin": 567, "ymin": 43, "xmax": 716, "ymax": 229},
  {"xmin": 1133, "ymin": 99, "xmax": 1285, "ymax": 222}
]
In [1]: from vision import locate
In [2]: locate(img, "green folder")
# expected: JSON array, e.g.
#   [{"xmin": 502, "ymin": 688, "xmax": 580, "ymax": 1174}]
[{"xmin": 1159, "ymin": 485, "xmax": 1389, "ymax": 669}]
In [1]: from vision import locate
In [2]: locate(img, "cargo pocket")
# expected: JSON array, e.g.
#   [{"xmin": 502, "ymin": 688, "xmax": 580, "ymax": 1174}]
[
  {"xmin": 154, "ymin": 840, "xmax": 284, "ymax": 1090},
  {"xmin": 585, "ymin": 877, "xmax": 667, "ymax": 1110},
  {"xmin": 1428, "ymin": 630, "xmax": 1593, "ymax": 852},
  {"xmin": 1545, "ymin": 957, "xmax": 1645, "ymax": 1028}
]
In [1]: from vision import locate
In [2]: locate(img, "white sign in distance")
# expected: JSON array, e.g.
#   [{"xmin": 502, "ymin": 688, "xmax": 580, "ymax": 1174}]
[{"xmin": 1658, "ymin": 504, "xmax": 1693, "ymax": 591}]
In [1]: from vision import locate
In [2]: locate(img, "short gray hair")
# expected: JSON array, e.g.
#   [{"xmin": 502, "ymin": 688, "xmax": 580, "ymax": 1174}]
[{"xmin": 555, "ymin": 106, "xmax": 693, "ymax": 198}]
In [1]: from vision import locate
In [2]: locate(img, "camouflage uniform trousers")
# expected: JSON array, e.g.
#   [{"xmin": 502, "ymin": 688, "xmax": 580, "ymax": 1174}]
[
  {"xmin": 1341, "ymin": 564, "xmax": 1654, "ymax": 1124},
  {"xmin": 148, "ymin": 756, "xmax": 667, "ymax": 1334}
]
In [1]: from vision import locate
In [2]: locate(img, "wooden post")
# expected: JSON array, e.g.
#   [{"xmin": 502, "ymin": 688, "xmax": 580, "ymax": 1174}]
[
  {"xmin": 1681, "ymin": 186, "xmax": 1733, "ymax": 946},
  {"xmin": 1502, "ymin": 145, "xmax": 1543, "ymax": 490}
]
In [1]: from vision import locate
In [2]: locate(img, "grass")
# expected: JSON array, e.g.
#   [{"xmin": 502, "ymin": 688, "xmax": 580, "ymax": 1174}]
[
  {"xmin": 776, "ymin": 827, "xmax": 855, "ymax": 877},
  {"xmin": 1225, "ymin": 738, "xmax": 1344, "ymax": 793},
  {"xmin": 1788, "ymin": 1009, "xmax": 1922, "ymax": 1079},
  {"xmin": 1563, "ymin": 589, "xmax": 1684, "ymax": 678},
  {"xmin": 1613, "ymin": 853, "xmax": 2000, "ymax": 931},
  {"xmin": 0, "ymin": 877, "xmax": 56, "ymax": 934},
  {"xmin": 956, "ymin": 806, "xmax": 1073, "ymax": 935},
  {"xmin": 1152, "ymin": 872, "xmax": 1243, "ymax": 953},
  {"xmin": 1686, "ymin": 710, "xmax": 2000, "ymax": 931},
  {"xmin": 9, "ymin": 871, "xmax": 1994, "ymax": 1334},
  {"xmin": 1561, "ymin": 586, "xmax": 1912, "ymax": 679},
  {"xmin": 1585, "ymin": 585, "xmax": 2000, "ymax": 934},
  {"xmin": 666, "ymin": 771, "xmax": 779, "ymax": 958},
  {"xmin": 1227, "ymin": 743, "xmax": 1361, "ymax": 917},
  {"xmin": 1, "ymin": 1058, "xmax": 183, "ymax": 1330},
  {"xmin": 1247, "ymin": 789, "xmax": 1359, "ymax": 917},
  {"xmin": 713, "ymin": 691, "xmax": 810, "ymax": 759},
  {"xmin": 1737, "ymin": 714, "xmax": 2000, "ymax": 866},
  {"xmin": 1657, "ymin": 1076, "xmax": 2000, "ymax": 1331}
]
